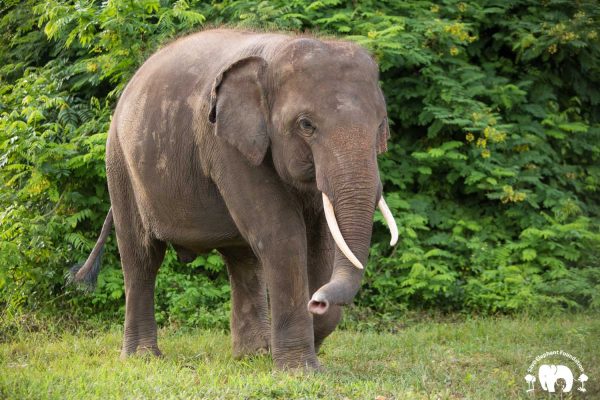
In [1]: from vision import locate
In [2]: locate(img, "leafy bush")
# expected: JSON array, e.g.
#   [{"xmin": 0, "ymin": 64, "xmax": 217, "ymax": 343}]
[{"xmin": 1, "ymin": 0, "xmax": 599, "ymax": 327}]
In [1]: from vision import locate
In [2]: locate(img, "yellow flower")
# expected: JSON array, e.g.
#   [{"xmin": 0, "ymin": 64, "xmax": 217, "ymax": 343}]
[
  {"xmin": 466, "ymin": 133, "xmax": 475, "ymax": 142},
  {"xmin": 481, "ymin": 149, "xmax": 491, "ymax": 158},
  {"xmin": 476, "ymin": 138, "xmax": 487, "ymax": 148},
  {"xmin": 501, "ymin": 186, "xmax": 526, "ymax": 203},
  {"xmin": 491, "ymin": 131, "xmax": 506, "ymax": 143},
  {"xmin": 514, "ymin": 192, "xmax": 527, "ymax": 202},
  {"xmin": 457, "ymin": 2, "xmax": 467, "ymax": 12},
  {"xmin": 548, "ymin": 44, "xmax": 558, "ymax": 54},
  {"xmin": 450, "ymin": 46, "xmax": 459, "ymax": 56},
  {"xmin": 549, "ymin": 23, "xmax": 566, "ymax": 35},
  {"xmin": 86, "ymin": 62, "xmax": 98, "ymax": 72},
  {"xmin": 587, "ymin": 31, "xmax": 598, "ymax": 40},
  {"xmin": 431, "ymin": 5, "xmax": 439, "ymax": 13},
  {"xmin": 483, "ymin": 126, "xmax": 494, "ymax": 138},
  {"xmin": 562, "ymin": 32, "xmax": 577, "ymax": 42},
  {"xmin": 444, "ymin": 23, "xmax": 469, "ymax": 41}
]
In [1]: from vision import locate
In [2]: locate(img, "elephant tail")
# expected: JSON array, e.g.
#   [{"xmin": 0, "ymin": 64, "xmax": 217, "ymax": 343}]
[{"xmin": 67, "ymin": 208, "xmax": 114, "ymax": 290}]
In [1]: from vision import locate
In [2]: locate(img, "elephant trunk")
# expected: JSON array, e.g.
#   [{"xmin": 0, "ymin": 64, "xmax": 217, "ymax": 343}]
[{"xmin": 308, "ymin": 169, "xmax": 378, "ymax": 315}]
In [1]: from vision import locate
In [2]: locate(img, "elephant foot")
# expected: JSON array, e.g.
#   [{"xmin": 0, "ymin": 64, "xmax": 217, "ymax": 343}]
[
  {"xmin": 272, "ymin": 349, "xmax": 322, "ymax": 372},
  {"xmin": 120, "ymin": 336, "xmax": 162, "ymax": 359},
  {"xmin": 120, "ymin": 344, "xmax": 163, "ymax": 359},
  {"xmin": 232, "ymin": 333, "xmax": 270, "ymax": 359},
  {"xmin": 274, "ymin": 356, "xmax": 322, "ymax": 372},
  {"xmin": 233, "ymin": 345, "xmax": 269, "ymax": 359},
  {"xmin": 120, "ymin": 345, "xmax": 163, "ymax": 359}
]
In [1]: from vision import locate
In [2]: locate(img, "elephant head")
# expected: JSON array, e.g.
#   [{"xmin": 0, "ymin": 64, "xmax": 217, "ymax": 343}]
[
  {"xmin": 209, "ymin": 38, "xmax": 397, "ymax": 314},
  {"xmin": 538, "ymin": 364, "xmax": 574, "ymax": 393}
]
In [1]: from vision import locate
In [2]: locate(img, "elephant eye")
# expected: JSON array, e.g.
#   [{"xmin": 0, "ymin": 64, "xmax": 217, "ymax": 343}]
[{"xmin": 297, "ymin": 117, "xmax": 316, "ymax": 136}]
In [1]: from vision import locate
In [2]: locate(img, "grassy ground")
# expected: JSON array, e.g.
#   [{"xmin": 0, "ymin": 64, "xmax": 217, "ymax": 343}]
[{"xmin": 1, "ymin": 313, "xmax": 598, "ymax": 399}]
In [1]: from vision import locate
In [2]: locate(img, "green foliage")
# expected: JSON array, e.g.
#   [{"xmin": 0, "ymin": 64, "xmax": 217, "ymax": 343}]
[{"xmin": 1, "ymin": 0, "xmax": 599, "ymax": 325}]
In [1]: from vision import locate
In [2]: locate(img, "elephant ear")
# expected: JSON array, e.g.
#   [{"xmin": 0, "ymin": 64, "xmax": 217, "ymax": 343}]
[
  {"xmin": 377, "ymin": 116, "xmax": 390, "ymax": 154},
  {"xmin": 209, "ymin": 56, "xmax": 269, "ymax": 165}
]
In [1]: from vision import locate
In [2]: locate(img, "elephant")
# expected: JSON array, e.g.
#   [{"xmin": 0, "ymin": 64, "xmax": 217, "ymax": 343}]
[
  {"xmin": 71, "ymin": 28, "xmax": 398, "ymax": 371},
  {"xmin": 539, "ymin": 364, "xmax": 574, "ymax": 393}
]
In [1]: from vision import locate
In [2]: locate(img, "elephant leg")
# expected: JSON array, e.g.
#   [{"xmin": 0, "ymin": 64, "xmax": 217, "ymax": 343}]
[
  {"xmin": 211, "ymin": 152, "xmax": 317, "ymax": 370},
  {"xmin": 118, "ymin": 236, "xmax": 165, "ymax": 358},
  {"xmin": 107, "ymin": 134, "xmax": 166, "ymax": 358},
  {"xmin": 219, "ymin": 246, "xmax": 270, "ymax": 358},
  {"xmin": 307, "ymin": 212, "xmax": 342, "ymax": 351},
  {"xmin": 261, "ymin": 233, "xmax": 317, "ymax": 370}
]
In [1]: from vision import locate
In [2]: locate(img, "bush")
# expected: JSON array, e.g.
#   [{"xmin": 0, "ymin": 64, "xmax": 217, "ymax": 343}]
[{"xmin": 1, "ymin": 0, "xmax": 599, "ymax": 327}]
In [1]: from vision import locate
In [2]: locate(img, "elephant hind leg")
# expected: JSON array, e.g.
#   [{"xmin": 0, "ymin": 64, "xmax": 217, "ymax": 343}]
[
  {"xmin": 112, "ymin": 202, "xmax": 165, "ymax": 357},
  {"xmin": 219, "ymin": 246, "xmax": 270, "ymax": 358},
  {"xmin": 118, "ymin": 236, "xmax": 166, "ymax": 358},
  {"xmin": 107, "ymin": 131, "xmax": 166, "ymax": 358}
]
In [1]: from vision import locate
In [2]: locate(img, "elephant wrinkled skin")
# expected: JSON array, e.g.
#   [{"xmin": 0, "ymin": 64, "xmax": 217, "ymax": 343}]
[{"xmin": 71, "ymin": 29, "xmax": 397, "ymax": 371}]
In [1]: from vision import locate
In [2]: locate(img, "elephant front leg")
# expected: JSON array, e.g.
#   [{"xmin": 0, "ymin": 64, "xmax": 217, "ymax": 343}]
[
  {"xmin": 307, "ymin": 212, "xmax": 342, "ymax": 352},
  {"xmin": 220, "ymin": 247, "xmax": 270, "ymax": 358},
  {"xmin": 262, "ymin": 232, "xmax": 318, "ymax": 370},
  {"xmin": 234, "ymin": 224, "xmax": 317, "ymax": 370},
  {"xmin": 212, "ymin": 152, "xmax": 318, "ymax": 371}
]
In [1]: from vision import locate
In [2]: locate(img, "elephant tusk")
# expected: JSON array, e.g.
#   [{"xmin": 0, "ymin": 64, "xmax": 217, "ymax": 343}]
[
  {"xmin": 378, "ymin": 196, "xmax": 399, "ymax": 246},
  {"xmin": 322, "ymin": 192, "xmax": 364, "ymax": 270}
]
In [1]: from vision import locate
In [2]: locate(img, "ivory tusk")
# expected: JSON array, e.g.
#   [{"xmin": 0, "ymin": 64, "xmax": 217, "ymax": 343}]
[
  {"xmin": 322, "ymin": 193, "xmax": 364, "ymax": 270},
  {"xmin": 378, "ymin": 196, "xmax": 399, "ymax": 246}
]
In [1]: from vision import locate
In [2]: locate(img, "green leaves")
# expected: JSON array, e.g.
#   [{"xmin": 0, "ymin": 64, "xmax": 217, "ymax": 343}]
[{"xmin": 1, "ymin": 0, "xmax": 599, "ymax": 323}]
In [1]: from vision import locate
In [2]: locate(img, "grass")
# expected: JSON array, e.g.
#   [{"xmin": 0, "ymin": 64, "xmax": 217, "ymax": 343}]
[{"xmin": 1, "ymin": 313, "xmax": 598, "ymax": 399}]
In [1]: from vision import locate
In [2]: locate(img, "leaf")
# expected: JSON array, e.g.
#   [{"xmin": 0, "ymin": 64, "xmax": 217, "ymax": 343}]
[
  {"xmin": 522, "ymin": 249, "xmax": 537, "ymax": 262},
  {"xmin": 417, "ymin": 166, "xmax": 432, "ymax": 175},
  {"xmin": 557, "ymin": 122, "xmax": 588, "ymax": 133}
]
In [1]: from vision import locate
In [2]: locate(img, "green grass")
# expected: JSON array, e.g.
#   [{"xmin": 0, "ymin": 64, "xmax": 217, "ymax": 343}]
[{"xmin": 1, "ymin": 314, "xmax": 598, "ymax": 399}]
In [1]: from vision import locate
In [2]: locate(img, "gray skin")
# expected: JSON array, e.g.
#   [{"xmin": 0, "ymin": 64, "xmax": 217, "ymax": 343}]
[{"xmin": 73, "ymin": 29, "xmax": 390, "ymax": 371}]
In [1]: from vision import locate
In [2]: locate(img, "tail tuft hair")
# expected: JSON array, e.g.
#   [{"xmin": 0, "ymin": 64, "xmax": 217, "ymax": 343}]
[
  {"xmin": 66, "ymin": 209, "xmax": 113, "ymax": 292},
  {"xmin": 67, "ymin": 247, "xmax": 104, "ymax": 291}
]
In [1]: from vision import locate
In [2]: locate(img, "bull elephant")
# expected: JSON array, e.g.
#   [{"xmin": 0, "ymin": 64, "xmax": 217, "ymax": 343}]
[{"xmin": 71, "ymin": 29, "xmax": 398, "ymax": 371}]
